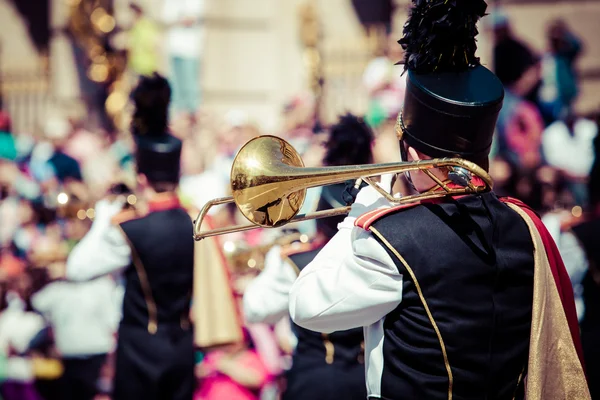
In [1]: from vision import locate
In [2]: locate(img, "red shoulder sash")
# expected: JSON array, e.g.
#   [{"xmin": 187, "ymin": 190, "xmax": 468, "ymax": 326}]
[
  {"xmin": 501, "ymin": 196, "xmax": 585, "ymax": 369},
  {"xmin": 354, "ymin": 203, "xmax": 421, "ymax": 230}
]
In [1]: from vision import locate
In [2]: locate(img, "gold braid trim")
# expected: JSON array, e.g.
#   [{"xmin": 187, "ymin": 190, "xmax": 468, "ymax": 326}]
[
  {"xmin": 118, "ymin": 226, "xmax": 158, "ymax": 335},
  {"xmin": 370, "ymin": 227, "xmax": 453, "ymax": 400}
]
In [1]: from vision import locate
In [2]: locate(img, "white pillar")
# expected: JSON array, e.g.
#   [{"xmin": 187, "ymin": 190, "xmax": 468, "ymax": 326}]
[{"xmin": 49, "ymin": 0, "xmax": 80, "ymax": 102}]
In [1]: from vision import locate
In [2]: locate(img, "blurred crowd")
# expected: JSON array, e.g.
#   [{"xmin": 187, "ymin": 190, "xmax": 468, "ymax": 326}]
[{"xmin": 0, "ymin": 5, "xmax": 599, "ymax": 400}]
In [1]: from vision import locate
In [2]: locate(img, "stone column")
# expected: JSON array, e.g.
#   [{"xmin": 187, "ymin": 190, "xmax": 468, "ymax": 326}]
[{"xmin": 49, "ymin": 0, "xmax": 80, "ymax": 104}]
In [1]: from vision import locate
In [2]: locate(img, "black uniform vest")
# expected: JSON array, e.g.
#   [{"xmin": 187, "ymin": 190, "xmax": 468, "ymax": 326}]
[
  {"xmin": 572, "ymin": 218, "xmax": 600, "ymax": 400},
  {"xmin": 119, "ymin": 208, "xmax": 194, "ymax": 334},
  {"xmin": 368, "ymin": 192, "xmax": 534, "ymax": 400},
  {"xmin": 287, "ymin": 248, "xmax": 365, "ymax": 367},
  {"xmin": 572, "ymin": 218, "xmax": 600, "ymax": 331},
  {"xmin": 284, "ymin": 246, "xmax": 367, "ymax": 400}
]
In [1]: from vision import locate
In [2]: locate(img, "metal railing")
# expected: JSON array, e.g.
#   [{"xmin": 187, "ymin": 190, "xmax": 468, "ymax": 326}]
[{"xmin": 0, "ymin": 43, "xmax": 52, "ymax": 134}]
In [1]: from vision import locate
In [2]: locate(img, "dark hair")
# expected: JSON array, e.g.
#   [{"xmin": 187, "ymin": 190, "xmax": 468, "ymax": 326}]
[
  {"xmin": 148, "ymin": 181, "xmax": 178, "ymax": 193},
  {"xmin": 130, "ymin": 73, "xmax": 171, "ymax": 137},
  {"xmin": 324, "ymin": 114, "xmax": 374, "ymax": 167}
]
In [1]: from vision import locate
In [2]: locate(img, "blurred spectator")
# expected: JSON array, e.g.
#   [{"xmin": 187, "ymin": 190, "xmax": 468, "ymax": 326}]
[
  {"xmin": 492, "ymin": 10, "xmax": 545, "ymax": 169},
  {"xmin": 489, "ymin": 156, "xmax": 518, "ymax": 198},
  {"xmin": 539, "ymin": 20, "xmax": 583, "ymax": 123},
  {"xmin": 363, "ymin": 35, "xmax": 406, "ymax": 129},
  {"xmin": 0, "ymin": 111, "xmax": 17, "ymax": 161},
  {"xmin": 281, "ymin": 94, "xmax": 316, "ymax": 155},
  {"xmin": 126, "ymin": 3, "xmax": 160, "ymax": 79},
  {"xmin": 542, "ymin": 111, "xmax": 597, "ymax": 206},
  {"xmin": 542, "ymin": 119, "xmax": 600, "ymax": 399},
  {"xmin": 12, "ymin": 199, "xmax": 44, "ymax": 259},
  {"xmin": 195, "ymin": 336, "xmax": 270, "ymax": 400},
  {"xmin": 42, "ymin": 117, "xmax": 82, "ymax": 184},
  {"xmin": 61, "ymin": 110, "xmax": 105, "ymax": 167},
  {"xmin": 0, "ymin": 274, "xmax": 46, "ymax": 400},
  {"xmin": 492, "ymin": 10, "xmax": 540, "ymax": 92},
  {"xmin": 162, "ymin": 0, "xmax": 205, "ymax": 123},
  {"xmin": 31, "ymin": 273, "xmax": 120, "ymax": 400},
  {"xmin": 495, "ymin": 90, "xmax": 544, "ymax": 169},
  {"xmin": 0, "ymin": 110, "xmax": 11, "ymax": 132}
]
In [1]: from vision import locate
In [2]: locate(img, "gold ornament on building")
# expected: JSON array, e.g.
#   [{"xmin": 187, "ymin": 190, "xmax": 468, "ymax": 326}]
[
  {"xmin": 67, "ymin": 0, "xmax": 127, "ymax": 131},
  {"xmin": 298, "ymin": 0, "xmax": 324, "ymax": 108}
]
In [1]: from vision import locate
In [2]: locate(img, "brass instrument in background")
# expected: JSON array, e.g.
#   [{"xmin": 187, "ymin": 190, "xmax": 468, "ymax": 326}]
[
  {"xmin": 193, "ymin": 135, "xmax": 494, "ymax": 240},
  {"xmin": 55, "ymin": 182, "xmax": 137, "ymax": 221},
  {"xmin": 223, "ymin": 232, "xmax": 309, "ymax": 274},
  {"xmin": 68, "ymin": 0, "xmax": 128, "ymax": 131}
]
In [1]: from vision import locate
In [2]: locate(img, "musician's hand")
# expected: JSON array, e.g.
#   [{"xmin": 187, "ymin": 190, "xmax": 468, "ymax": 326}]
[
  {"xmin": 348, "ymin": 178, "xmax": 394, "ymax": 218},
  {"xmin": 93, "ymin": 199, "xmax": 126, "ymax": 227}
]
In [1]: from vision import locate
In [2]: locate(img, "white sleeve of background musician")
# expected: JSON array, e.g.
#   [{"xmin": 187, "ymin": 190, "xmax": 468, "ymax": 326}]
[
  {"xmin": 243, "ymin": 245, "xmax": 298, "ymax": 325},
  {"xmin": 66, "ymin": 200, "xmax": 132, "ymax": 282},
  {"xmin": 289, "ymin": 182, "xmax": 404, "ymax": 333}
]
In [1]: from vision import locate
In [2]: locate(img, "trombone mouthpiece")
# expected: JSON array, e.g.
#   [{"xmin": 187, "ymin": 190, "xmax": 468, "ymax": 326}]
[{"xmin": 448, "ymin": 167, "xmax": 473, "ymax": 187}]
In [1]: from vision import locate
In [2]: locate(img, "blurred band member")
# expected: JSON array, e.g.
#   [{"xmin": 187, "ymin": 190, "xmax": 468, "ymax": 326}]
[
  {"xmin": 66, "ymin": 74, "xmax": 195, "ymax": 400},
  {"xmin": 243, "ymin": 114, "xmax": 374, "ymax": 400},
  {"xmin": 289, "ymin": 1, "xmax": 589, "ymax": 399},
  {"xmin": 544, "ymin": 129, "xmax": 600, "ymax": 399},
  {"xmin": 31, "ymin": 270, "xmax": 120, "ymax": 400}
]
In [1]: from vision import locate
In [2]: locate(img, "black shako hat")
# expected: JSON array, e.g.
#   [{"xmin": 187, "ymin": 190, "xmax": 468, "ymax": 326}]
[
  {"xmin": 397, "ymin": 0, "xmax": 504, "ymax": 171},
  {"xmin": 135, "ymin": 134, "xmax": 182, "ymax": 183},
  {"xmin": 130, "ymin": 73, "xmax": 182, "ymax": 184}
]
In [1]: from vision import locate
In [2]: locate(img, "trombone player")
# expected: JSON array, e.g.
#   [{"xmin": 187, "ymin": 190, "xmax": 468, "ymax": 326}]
[
  {"xmin": 288, "ymin": 1, "xmax": 589, "ymax": 399},
  {"xmin": 243, "ymin": 114, "xmax": 374, "ymax": 400}
]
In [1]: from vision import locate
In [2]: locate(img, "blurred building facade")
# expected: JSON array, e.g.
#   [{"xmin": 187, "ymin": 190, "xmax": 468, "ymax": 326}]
[{"xmin": 0, "ymin": 0, "xmax": 599, "ymax": 133}]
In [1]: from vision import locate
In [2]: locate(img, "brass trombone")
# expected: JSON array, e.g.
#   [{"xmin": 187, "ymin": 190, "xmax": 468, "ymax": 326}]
[{"xmin": 193, "ymin": 135, "xmax": 493, "ymax": 240}]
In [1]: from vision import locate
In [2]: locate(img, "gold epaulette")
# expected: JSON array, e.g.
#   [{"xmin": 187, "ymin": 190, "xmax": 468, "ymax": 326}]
[
  {"xmin": 354, "ymin": 203, "xmax": 420, "ymax": 230},
  {"xmin": 111, "ymin": 209, "xmax": 141, "ymax": 225}
]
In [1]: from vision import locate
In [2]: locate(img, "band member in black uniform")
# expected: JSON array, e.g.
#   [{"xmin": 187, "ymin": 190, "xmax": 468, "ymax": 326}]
[
  {"xmin": 564, "ymin": 131, "xmax": 600, "ymax": 399},
  {"xmin": 289, "ymin": 1, "xmax": 589, "ymax": 399},
  {"xmin": 243, "ymin": 114, "xmax": 374, "ymax": 400},
  {"xmin": 66, "ymin": 74, "xmax": 195, "ymax": 400}
]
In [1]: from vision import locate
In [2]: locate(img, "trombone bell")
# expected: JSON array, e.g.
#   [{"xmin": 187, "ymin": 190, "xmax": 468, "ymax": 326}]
[
  {"xmin": 231, "ymin": 135, "xmax": 307, "ymax": 228},
  {"xmin": 193, "ymin": 135, "xmax": 494, "ymax": 241}
]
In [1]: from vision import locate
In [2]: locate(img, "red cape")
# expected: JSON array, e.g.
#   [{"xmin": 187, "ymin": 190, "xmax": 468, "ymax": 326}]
[{"xmin": 501, "ymin": 197, "xmax": 585, "ymax": 371}]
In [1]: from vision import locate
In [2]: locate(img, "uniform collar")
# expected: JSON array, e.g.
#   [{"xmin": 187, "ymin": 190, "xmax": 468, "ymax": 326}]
[
  {"xmin": 428, "ymin": 176, "xmax": 485, "ymax": 192},
  {"xmin": 416, "ymin": 176, "xmax": 487, "ymax": 204},
  {"xmin": 148, "ymin": 192, "xmax": 181, "ymax": 212}
]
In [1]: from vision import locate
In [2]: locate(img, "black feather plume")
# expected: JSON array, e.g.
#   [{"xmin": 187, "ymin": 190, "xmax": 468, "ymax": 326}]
[
  {"xmin": 398, "ymin": 0, "xmax": 488, "ymax": 74},
  {"xmin": 130, "ymin": 73, "xmax": 171, "ymax": 137}
]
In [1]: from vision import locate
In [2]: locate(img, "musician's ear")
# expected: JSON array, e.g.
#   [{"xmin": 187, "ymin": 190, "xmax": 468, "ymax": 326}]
[
  {"xmin": 406, "ymin": 145, "xmax": 421, "ymax": 162},
  {"xmin": 407, "ymin": 145, "xmax": 432, "ymax": 162}
]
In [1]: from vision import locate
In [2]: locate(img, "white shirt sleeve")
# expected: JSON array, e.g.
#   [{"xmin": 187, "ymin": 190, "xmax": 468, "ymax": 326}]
[
  {"xmin": 243, "ymin": 245, "xmax": 298, "ymax": 325},
  {"xmin": 66, "ymin": 200, "xmax": 131, "ymax": 282},
  {"xmin": 542, "ymin": 213, "xmax": 589, "ymax": 285},
  {"xmin": 289, "ymin": 185, "xmax": 404, "ymax": 333},
  {"xmin": 31, "ymin": 282, "xmax": 62, "ymax": 316}
]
